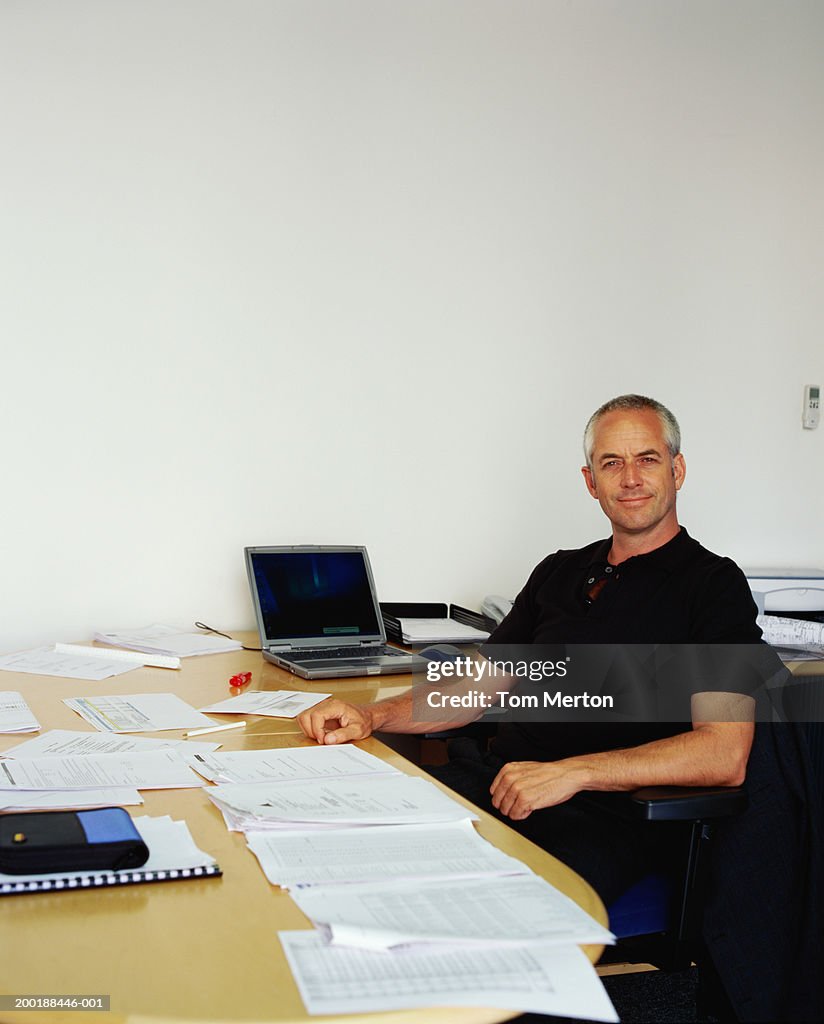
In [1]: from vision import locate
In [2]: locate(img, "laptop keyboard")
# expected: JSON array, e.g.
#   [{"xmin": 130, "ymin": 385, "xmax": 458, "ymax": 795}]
[{"xmin": 286, "ymin": 646, "xmax": 407, "ymax": 662}]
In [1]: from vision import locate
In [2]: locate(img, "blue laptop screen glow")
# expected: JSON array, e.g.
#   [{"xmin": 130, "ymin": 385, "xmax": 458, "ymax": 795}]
[{"xmin": 251, "ymin": 551, "xmax": 381, "ymax": 641}]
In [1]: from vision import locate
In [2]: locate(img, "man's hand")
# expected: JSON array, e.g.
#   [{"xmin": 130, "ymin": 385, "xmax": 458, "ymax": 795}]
[
  {"xmin": 297, "ymin": 698, "xmax": 374, "ymax": 745},
  {"xmin": 490, "ymin": 760, "xmax": 587, "ymax": 821}
]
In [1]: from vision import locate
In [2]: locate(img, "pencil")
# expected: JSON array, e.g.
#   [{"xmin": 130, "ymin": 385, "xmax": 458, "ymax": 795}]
[{"xmin": 185, "ymin": 720, "xmax": 247, "ymax": 738}]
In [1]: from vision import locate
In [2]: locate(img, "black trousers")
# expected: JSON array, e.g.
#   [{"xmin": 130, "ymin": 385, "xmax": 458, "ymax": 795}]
[{"xmin": 425, "ymin": 736, "xmax": 677, "ymax": 906}]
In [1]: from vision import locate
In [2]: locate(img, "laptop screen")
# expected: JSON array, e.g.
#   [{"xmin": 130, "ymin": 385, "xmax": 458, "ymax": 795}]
[{"xmin": 247, "ymin": 547, "xmax": 383, "ymax": 644}]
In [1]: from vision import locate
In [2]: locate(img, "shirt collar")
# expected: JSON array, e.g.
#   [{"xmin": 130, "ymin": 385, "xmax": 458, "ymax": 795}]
[{"xmin": 581, "ymin": 526, "xmax": 693, "ymax": 575}]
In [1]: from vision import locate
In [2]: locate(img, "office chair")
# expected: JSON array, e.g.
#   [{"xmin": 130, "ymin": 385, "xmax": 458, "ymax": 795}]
[{"xmin": 585, "ymin": 785, "xmax": 747, "ymax": 971}]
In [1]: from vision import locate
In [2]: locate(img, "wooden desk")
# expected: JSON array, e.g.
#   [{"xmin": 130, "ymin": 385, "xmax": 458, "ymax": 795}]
[{"xmin": 0, "ymin": 643, "xmax": 607, "ymax": 1024}]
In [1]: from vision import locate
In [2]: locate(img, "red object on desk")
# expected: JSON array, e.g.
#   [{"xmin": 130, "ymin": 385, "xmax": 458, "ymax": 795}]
[{"xmin": 229, "ymin": 672, "xmax": 252, "ymax": 689}]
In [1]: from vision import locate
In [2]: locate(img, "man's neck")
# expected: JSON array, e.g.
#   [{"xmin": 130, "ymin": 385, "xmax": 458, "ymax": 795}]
[{"xmin": 608, "ymin": 521, "xmax": 682, "ymax": 565}]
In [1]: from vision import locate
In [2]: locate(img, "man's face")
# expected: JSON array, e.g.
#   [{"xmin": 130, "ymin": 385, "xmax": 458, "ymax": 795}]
[{"xmin": 581, "ymin": 409, "xmax": 686, "ymax": 539}]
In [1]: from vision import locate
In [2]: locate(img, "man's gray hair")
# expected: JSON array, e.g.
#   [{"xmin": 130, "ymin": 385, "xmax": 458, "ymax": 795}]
[{"xmin": 583, "ymin": 394, "xmax": 681, "ymax": 470}]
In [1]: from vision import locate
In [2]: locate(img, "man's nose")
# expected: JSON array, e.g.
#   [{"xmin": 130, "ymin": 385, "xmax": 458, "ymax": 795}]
[{"xmin": 620, "ymin": 461, "xmax": 642, "ymax": 487}]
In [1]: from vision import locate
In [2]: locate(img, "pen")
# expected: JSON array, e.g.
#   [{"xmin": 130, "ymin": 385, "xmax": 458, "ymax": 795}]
[
  {"xmin": 185, "ymin": 720, "xmax": 247, "ymax": 738},
  {"xmin": 229, "ymin": 672, "xmax": 252, "ymax": 689}
]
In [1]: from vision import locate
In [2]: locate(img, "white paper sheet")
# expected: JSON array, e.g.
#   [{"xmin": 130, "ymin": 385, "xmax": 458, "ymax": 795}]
[
  {"xmin": 0, "ymin": 789, "xmax": 143, "ymax": 810},
  {"xmin": 291, "ymin": 874, "xmax": 614, "ymax": 950},
  {"xmin": 64, "ymin": 694, "xmax": 215, "ymax": 732},
  {"xmin": 187, "ymin": 745, "xmax": 400, "ymax": 785},
  {"xmin": 245, "ymin": 819, "xmax": 532, "ymax": 889},
  {"xmin": 199, "ymin": 690, "xmax": 332, "ymax": 718},
  {"xmin": 0, "ymin": 692, "xmax": 40, "ymax": 733},
  {"xmin": 94, "ymin": 624, "xmax": 241, "ymax": 657},
  {"xmin": 279, "ymin": 931, "xmax": 618, "ymax": 1021},
  {"xmin": 0, "ymin": 646, "xmax": 141, "ymax": 681},
  {"xmin": 757, "ymin": 613, "xmax": 824, "ymax": 655},
  {"xmin": 207, "ymin": 775, "xmax": 476, "ymax": 829},
  {"xmin": 0, "ymin": 729, "xmax": 220, "ymax": 760},
  {"xmin": 399, "ymin": 617, "xmax": 490, "ymax": 643},
  {"xmin": 0, "ymin": 749, "xmax": 203, "ymax": 790}
]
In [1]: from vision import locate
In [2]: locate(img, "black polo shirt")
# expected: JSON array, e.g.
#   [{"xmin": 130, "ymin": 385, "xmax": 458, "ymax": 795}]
[{"xmin": 487, "ymin": 527, "xmax": 762, "ymax": 762}]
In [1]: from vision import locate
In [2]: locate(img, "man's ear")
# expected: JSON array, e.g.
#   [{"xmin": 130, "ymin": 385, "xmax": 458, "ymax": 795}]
[
  {"xmin": 581, "ymin": 465, "xmax": 598, "ymax": 498},
  {"xmin": 673, "ymin": 453, "xmax": 686, "ymax": 491}
]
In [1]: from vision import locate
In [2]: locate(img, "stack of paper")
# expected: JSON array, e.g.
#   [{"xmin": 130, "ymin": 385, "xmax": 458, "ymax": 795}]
[
  {"xmin": 94, "ymin": 624, "xmax": 242, "ymax": 658},
  {"xmin": 0, "ymin": 647, "xmax": 145, "ymax": 681},
  {"xmin": 758, "ymin": 613, "xmax": 824, "ymax": 658},
  {"xmin": 0, "ymin": 729, "xmax": 220, "ymax": 760},
  {"xmin": 0, "ymin": 732, "xmax": 219, "ymax": 811},
  {"xmin": 0, "ymin": 749, "xmax": 203, "ymax": 792},
  {"xmin": 398, "ymin": 618, "xmax": 490, "ymax": 644},
  {"xmin": 0, "ymin": 692, "xmax": 40, "ymax": 734}
]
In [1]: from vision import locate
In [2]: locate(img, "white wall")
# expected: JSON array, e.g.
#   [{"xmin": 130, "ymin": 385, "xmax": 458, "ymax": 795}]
[{"xmin": 1, "ymin": 0, "xmax": 822, "ymax": 651}]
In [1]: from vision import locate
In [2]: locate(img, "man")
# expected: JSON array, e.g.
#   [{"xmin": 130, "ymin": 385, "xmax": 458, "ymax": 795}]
[
  {"xmin": 298, "ymin": 394, "xmax": 823, "ymax": 1022},
  {"xmin": 298, "ymin": 394, "xmax": 758, "ymax": 901}
]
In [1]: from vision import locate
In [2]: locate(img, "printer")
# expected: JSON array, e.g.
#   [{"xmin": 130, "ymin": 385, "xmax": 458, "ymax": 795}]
[{"xmin": 744, "ymin": 567, "xmax": 824, "ymax": 622}]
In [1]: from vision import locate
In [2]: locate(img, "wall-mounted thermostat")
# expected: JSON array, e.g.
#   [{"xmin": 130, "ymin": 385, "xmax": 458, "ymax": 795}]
[{"xmin": 803, "ymin": 385, "xmax": 820, "ymax": 430}]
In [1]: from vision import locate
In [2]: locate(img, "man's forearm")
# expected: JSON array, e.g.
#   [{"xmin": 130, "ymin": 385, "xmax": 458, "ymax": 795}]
[
  {"xmin": 569, "ymin": 722, "xmax": 752, "ymax": 791},
  {"xmin": 363, "ymin": 689, "xmax": 483, "ymax": 735},
  {"xmin": 490, "ymin": 721, "xmax": 754, "ymax": 820}
]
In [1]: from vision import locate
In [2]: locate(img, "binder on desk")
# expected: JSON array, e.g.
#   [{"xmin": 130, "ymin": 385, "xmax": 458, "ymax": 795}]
[
  {"xmin": 0, "ymin": 861, "xmax": 222, "ymax": 896},
  {"xmin": 380, "ymin": 603, "xmax": 495, "ymax": 646},
  {"xmin": 0, "ymin": 813, "xmax": 222, "ymax": 896}
]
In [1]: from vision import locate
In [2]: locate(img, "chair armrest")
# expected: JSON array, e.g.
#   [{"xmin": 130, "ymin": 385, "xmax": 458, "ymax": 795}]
[{"xmin": 583, "ymin": 785, "xmax": 747, "ymax": 823}]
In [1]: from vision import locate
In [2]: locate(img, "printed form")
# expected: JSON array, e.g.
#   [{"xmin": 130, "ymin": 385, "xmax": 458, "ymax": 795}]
[
  {"xmin": 186, "ymin": 745, "xmax": 399, "ymax": 785},
  {"xmin": 291, "ymin": 874, "xmax": 614, "ymax": 950},
  {"xmin": 0, "ymin": 749, "xmax": 202, "ymax": 790},
  {"xmin": 246, "ymin": 819, "xmax": 533, "ymax": 888},
  {"xmin": 1, "ymin": 729, "xmax": 219, "ymax": 760},
  {"xmin": 279, "ymin": 931, "xmax": 617, "ymax": 1021},
  {"xmin": 64, "ymin": 694, "xmax": 215, "ymax": 732},
  {"xmin": 207, "ymin": 775, "xmax": 475, "ymax": 830}
]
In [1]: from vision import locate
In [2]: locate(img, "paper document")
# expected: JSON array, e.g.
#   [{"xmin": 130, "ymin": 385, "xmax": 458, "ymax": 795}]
[
  {"xmin": 758, "ymin": 614, "xmax": 824, "ymax": 656},
  {"xmin": 187, "ymin": 745, "xmax": 399, "ymax": 785},
  {"xmin": 0, "ymin": 647, "xmax": 142, "ymax": 681},
  {"xmin": 208, "ymin": 775, "xmax": 475, "ymax": 830},
  {"xmin": 292, "ymin": 874, "xmax": 614, "ymax": 950},
  {"xmin": 246, "ymin": 819, "xmax": 531, "ymax": 889},
  {"xmin": 0, "ymin": 749, "xmax": 202, "ymax": 790},
  {"xmin": 199, "ymin": 690, "xmax": 331, "ymax": 718},
  {"xmin": 0, "ymin": 789, "xmax": 143, "ymax": 811},
  {"xmin": 54, "ymin": 643, "xmax": 180, "ymax": 670},
  {"xmin": 1, "ymin": 729, "xmax": 220, "ymax": 760},
  {"xmin": 94, "ymin": 624, "xmax": 241, "ymax": 658},
  {"xmin": 64, "ymin": 694, "xmax": 215, "ymax": 733},
  {"xmin": 279, "ymin": 931, "xmax": 618, "ymax": 1021},
  {"xmin": 0, "ymin": 692, "xmax": 40, "ymax": 734},
  {"xmin": 399, "ymin": 618, "xmax": 490, "ymax": 644}
]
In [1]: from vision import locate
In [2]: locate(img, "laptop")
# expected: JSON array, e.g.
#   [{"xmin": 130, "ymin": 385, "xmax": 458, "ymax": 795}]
[{"xmin": 245, "ymin": 545, "xmax": 429, "ymax": 680}]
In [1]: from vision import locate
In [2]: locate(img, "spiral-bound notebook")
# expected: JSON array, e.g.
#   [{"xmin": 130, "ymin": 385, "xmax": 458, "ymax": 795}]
[
  {"xmin": 0, "ymin": 862, "xmax": 222, "ymax": 896},
  {"xmin": 0, "ymin": 815, "xmax": 221, "ymax": 896}
]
